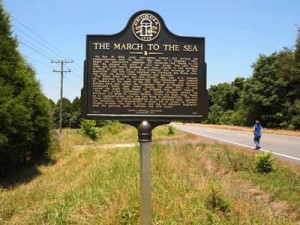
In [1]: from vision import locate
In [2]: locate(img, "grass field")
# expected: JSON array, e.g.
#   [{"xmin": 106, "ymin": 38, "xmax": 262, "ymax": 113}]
[{"xmin": 1, "ymin": 122, "xmax": 300, "ymax": 224}]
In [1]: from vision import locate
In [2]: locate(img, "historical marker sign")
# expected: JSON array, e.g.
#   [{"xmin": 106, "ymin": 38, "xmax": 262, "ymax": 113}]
[{"xmin": 82, "ymin": 10, "xmax": 208, "ymax": 121}]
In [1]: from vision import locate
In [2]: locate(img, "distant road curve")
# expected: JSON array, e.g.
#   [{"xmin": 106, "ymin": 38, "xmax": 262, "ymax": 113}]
[{"xmin": 172, "ymin": 123, "xmax": 300, "ymax": 165}]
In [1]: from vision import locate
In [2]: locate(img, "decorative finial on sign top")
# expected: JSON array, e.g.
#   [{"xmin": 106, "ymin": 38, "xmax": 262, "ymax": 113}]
[{"xmin": 132, "ymin": 12, "xmax": 161, "ymax": 42}]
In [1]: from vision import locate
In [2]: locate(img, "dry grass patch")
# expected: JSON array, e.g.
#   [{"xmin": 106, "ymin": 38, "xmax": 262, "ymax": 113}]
[
  {"xmin": 1, "ymin": 125, "xmax": 300, "ymax": 224},
  {"xmin": 177, "ymin": 123, "xmax": 300, "ymax": 137}
]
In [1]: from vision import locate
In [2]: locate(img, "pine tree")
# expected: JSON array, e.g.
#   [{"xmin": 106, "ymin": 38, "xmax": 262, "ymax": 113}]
[{"xmin": 0, "ymin": 1, "xmax": 51, "ymax": 173}]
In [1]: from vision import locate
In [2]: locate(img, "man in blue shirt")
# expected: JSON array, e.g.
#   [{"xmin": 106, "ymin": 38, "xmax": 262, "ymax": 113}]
[{"xmin": 253, "ymin": 120, "xmax": 263, "ymax": 150}]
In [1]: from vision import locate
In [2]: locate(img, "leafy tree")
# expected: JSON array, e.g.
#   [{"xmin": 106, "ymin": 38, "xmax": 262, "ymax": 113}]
[
  {"xmin": 48, "ymin": 98, "xmax": 55, "ymax": 109},
  {"xmin": 69, "ymin": 111, "xmax": 82, "ymax": 128},
  {"xmin": 69, "ymin": 97, "xmax": 82, "ymax": 128},
  {"xmin": 53, "ymin": 97, "xmax": 72, "ymax": 128},
  {"xmin": 209, "ymin": 83, "xmax": 235, "ymax": 110},
  {"xmin": 56, "ymin": 97, "xmax": 72, "ymax": 113},
  {"xmin": 71, "ymin": 97, "xmax": 81, "ymax": 112},
  {"xmin": 50, "ymin": 97, "xmax": 82, "ymax": 129},
  {"xmin": 0, "ymin": 2, "xmax": 51, "ymax": 173},
  {"xmin": 241, "ymin": 49, "xmax": 300, "ymax": 128},
  {"xmin": 207, "ymin": 77, "xmax": 246, "ymax": 125}
]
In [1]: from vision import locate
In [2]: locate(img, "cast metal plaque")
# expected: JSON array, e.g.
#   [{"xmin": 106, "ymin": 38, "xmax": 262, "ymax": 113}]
[{"xmin": 82, "ymin": 10, "xmax": 208, "ymax": 121}]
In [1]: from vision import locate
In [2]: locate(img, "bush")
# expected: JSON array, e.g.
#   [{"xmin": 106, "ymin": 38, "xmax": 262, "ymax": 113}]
[
  {"xmin": 97, "ymin": 121, "xmax": 124, "ymax": 137},
  {"xmin": 69, "ymin": 111, "xmax": 82, "ymax": 128},
  {"xmin": 255, "ymin": 152, "xmax": 274, "ymax": 174},
  {"xmin": 205, "ymin": 184, "xmax": 230, "ymax": 213},
  {"xmin": 95, "ymin": 120, "xmax": 113, "ymax": 127},
  {"xmin": 167, "ymin": 125, "xmax": 175, "ymax": 135},
  {"xmin": 120, "ymin": 207, "xmax": 139, "ymax": 225},
  {"xmin": 80, "ymin": 120, "xmax": 97, "ymax": 140}
]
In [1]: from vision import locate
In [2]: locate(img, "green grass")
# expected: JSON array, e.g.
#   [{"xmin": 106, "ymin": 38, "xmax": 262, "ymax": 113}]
[{"xmin": 0, "ymin": 124, "xmax": 300, "ymax": 224}]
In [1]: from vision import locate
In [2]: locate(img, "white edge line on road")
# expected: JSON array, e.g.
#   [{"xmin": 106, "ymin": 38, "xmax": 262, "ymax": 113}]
[{"xmin": 176, "ymin": 127, "xmax": 300, "ymax": 162}]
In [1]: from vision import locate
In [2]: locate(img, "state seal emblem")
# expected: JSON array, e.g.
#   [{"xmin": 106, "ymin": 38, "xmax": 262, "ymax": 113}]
[{"xmin": 132, "ymin": 13, "xmax": 161, "ymax": 42}]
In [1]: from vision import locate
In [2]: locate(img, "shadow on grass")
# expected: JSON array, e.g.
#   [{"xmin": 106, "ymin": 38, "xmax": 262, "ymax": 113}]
[
  {"xmin": 0, "ymin": 166, "xmax": 41, "ymax": 189},
  {"xmin": 0, "ymin": 130, "xmax": 62, "ymax": 189},
  {"xmin": 0, "ymin": 158, "xmax": 56, "ymax": 189}
]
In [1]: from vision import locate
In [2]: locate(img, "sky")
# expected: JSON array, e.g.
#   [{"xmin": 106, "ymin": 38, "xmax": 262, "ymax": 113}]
[{"xmin": 3, "ymin": 0, "xmax": 300, "ymax": 102}]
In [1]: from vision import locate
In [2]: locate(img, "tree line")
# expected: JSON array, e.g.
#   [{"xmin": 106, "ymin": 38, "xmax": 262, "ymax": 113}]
[
  {"xmin": 48, "ymin": 97, "xmax": 82, "ymax": 129},
  {"xmin": 206, "ymin": 38, "xmax": 300, "ymax": 130},
  {"xmin": 47, "ymin": 97, "xmax": 108, "ymax": 129}
]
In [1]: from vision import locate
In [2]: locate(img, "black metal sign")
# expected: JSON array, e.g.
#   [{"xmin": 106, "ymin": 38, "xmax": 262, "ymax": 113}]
[{"xmin": 82, "ymin": 10, "xmax": 208, "ymax": 121}]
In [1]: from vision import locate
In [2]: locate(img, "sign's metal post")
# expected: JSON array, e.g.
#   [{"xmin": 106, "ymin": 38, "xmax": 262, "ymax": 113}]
[{"xmin": 138, "ymin": 121, "xmax": 153, "ymax": 225}]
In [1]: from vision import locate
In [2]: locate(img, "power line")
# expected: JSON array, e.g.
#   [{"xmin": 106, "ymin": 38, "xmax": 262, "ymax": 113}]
[
  {"xmin": 17, "ymin": 28, "xmax": 82, "ymax": 76},
  {"xmin": 66, "ymin": 60, "xmax": 83, "ymax": 75},
  {"xmin": 20, "ymin": 40, "xmax": 81, "ymax": 77},
  {"xmin": 20, "ymin": 39, "xmax": 80, "ymax": 82},
  {"xmin": 13, "ymin": 24, "xmax": 66, "ymax": 60},
  {"xmin": 25, "ymin": 56, "xmax": 55, "ymax": 70},
  {"xmin": 19, "ymin": 41, "xmax": 53, "ymax": 60},
  {"xmin": 66, "ymin": 66, "xmax": 82, "ymax": 80},
  {"xmin": 11, "ymin": 16, "xmax": 84, "ymax": 78},
  {"xmin": 11, "ymin": 16, "xmax": 82, "ymax": 101},
  {"xmin": 32, "ymin": 60, "xmax": 53, "ymax": 70},
  {"xmin": 19, "ymin": 37, "xmax": 59, "ymax": 60},
  {"xmin": 71, "ymin": 60, "xmax": 83, "ymax": 71},
  {"xmin": 66, "ymin": 76, "xmax": 81, "ymax": 84},
  {"xmin": 34, "ymin": 65, "xmax": 56, "ymax": 73},
  {"xmin": 72, "ymin": 70, "xmax": 83, "ymax": 80},
  {"xmin": 11, "ymin": 15, "xmax": 73, "ymax": 61}
]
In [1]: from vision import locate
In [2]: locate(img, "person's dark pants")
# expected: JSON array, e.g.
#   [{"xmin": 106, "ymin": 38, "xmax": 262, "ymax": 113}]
[{"xmin": 254, "ymin": 135, "xmax": 261, "ymax": 149}]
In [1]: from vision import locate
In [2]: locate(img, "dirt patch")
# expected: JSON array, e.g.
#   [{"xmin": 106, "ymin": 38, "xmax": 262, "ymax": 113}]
[
  {"xmin": 74, "ymin": 143, "xmax": 138, "ymax": 151},
  {"xmin": 73, "ymin": 138, "xmax": 208, "ymax": 151}
]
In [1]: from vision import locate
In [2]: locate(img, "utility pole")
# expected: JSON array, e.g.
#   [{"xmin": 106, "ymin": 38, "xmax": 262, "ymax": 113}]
[{"xmin": 51, "ymin": 60, "xmax": 73, "ymax": 134}]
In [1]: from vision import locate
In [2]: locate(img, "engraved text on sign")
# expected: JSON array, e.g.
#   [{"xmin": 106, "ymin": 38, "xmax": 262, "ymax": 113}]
[{"xmin": 92, "ymin": 55, "xmax": 198, "ymax": 115}]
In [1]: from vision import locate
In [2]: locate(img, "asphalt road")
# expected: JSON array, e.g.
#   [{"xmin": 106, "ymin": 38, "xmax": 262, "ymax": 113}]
[{"xmin": 173, "ymin": 123, "xmax": 300, "ymax": 164}]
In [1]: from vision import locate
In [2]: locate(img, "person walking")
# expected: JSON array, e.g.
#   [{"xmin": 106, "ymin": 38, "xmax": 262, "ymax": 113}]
[{"xmin": 253, "ymin": 120, "xmax": 263, "ymax": 150}]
